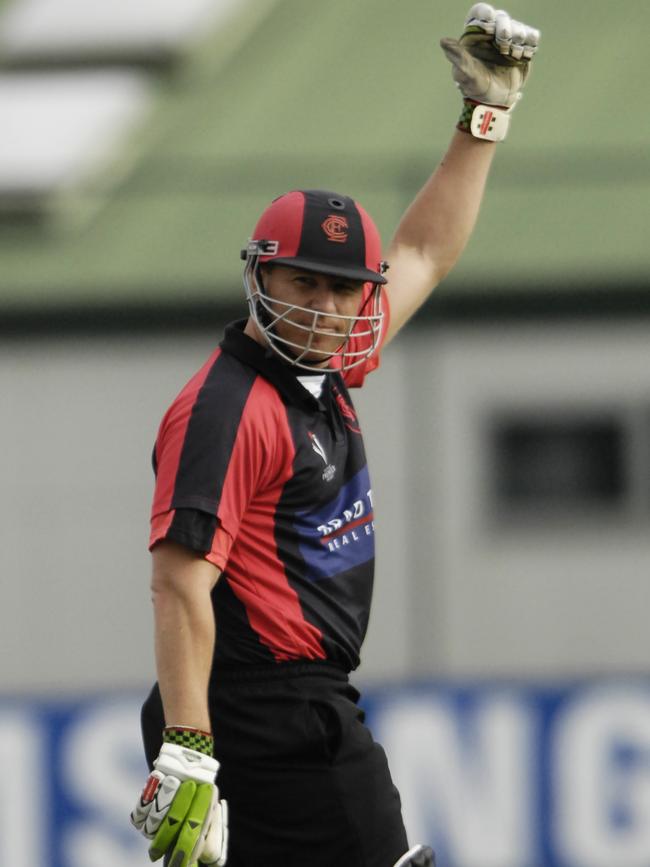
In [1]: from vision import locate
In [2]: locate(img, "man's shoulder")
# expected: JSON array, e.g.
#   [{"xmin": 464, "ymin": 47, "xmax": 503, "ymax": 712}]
[{"xmin": 173, "ymin": 345, "xmax": 281, "ymax": 418}]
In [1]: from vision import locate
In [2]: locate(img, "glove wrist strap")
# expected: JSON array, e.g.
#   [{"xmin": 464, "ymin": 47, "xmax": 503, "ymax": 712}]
[
  {"xmin": 457, "ymin": 98, "xmax": 511, "ymax": 142},
  {"xmin": 163, "ymin": 725, "xmax": 214, "ymax": 757}
]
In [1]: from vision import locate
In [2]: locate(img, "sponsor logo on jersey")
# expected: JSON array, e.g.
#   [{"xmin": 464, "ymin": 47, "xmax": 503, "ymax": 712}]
[
  {"xmin": 308, "ymin": 431, "xmax": 336, "ymax": 481},
  {"xmin": 321, "ymin": 214, "xmax": 349, "ymax": 244},
  {"xmin": 293, "ymin": 467, "xmax": 375, "ymax": 580}
]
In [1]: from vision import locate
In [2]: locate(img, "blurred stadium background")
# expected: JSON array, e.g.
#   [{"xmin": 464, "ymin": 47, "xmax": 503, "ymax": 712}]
[{"xmin": 2, "ymin": 0, "xmax": 650, "ymax": 865}]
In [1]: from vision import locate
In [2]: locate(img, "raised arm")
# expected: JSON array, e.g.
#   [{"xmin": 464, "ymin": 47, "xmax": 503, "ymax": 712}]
[
  {"xmin": 384, "ymin": 131, "xmax": 496, "ymax": 343},
  {"xmin": 383, "ymin": 3, "xmax": 540, "ymax": 345}
]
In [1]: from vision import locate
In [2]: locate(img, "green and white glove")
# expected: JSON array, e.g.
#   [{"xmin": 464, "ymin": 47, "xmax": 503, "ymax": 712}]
[
  {"xmin": 440, "ymin": 3, "xmax": 540, "ymax": 141},
  {"xmin": 131, "ymin": 728, "xmax": 228, "ymax": 867}
]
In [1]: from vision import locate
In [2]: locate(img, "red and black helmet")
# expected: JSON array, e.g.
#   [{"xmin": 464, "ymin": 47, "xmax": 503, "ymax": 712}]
[
  {"xmin": 241, "ymin": 189, "xmax": 388, "ymax": 372},
  {"xmin": 241, "ymin": 189, "xmax": 388, "ymax": 284}
]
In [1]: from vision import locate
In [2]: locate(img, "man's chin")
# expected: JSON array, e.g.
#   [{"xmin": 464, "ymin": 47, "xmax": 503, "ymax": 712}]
[
  {"xmin": 273, "ymin": 327, "xmax": 347, "ymax": 366},
  {"xmin": 283, "ymin": 344, "xmax": 340, "ymax": 368},
  {"xmin": 301, "ymin": 340, "xmax": 346, "ymax": 363},
  {"xmin": 296, "ymin": 352, "xmax": 335, "ymax": 368}
]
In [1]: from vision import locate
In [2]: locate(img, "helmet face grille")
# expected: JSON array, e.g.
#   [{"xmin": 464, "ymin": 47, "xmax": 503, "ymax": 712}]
[{"xmin": 242, "ymin": 252, "xmax": 385, "ymax": 373}]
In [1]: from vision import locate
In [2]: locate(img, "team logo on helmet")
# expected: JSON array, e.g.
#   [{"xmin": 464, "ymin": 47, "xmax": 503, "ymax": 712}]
[{"xmin": 321, "ymin": 214, "xmax": 348, "ymax": 244}]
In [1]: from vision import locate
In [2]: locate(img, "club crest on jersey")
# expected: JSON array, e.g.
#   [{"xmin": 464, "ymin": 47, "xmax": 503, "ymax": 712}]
[
  {"xmin": 321, "ymin": 214, "xmax": 348, "ymax": 244},
  {"xmin": 308, "ymin": 432, "xmax": 336, "ymax": 482}
]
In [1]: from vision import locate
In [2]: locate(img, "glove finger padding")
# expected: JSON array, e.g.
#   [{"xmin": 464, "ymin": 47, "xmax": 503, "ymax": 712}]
[
  {"xmin": 198, "ymin": 795, "xmax": 229, "ymax": 866},
  {"xmin": 440, "ymin": 36, "xmax": 528, "ymax": 107},
  {"xmin": 441, "ymin": 3, "xmax": 539, "ymax": 108},
  {"xmin": 149, "ymin": 779, "xmax": 198, "ymax": 861},
  {"xmin": 166, "ymin": 782, "xmax": 215, "ymax": 867},
  {"xmin": 131, "ymin": 771, "xmax": 167, "ymax": 835}
]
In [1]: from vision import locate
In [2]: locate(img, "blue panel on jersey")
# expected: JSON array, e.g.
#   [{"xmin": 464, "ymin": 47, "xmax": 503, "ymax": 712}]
[{"xmin": 293, "ymin": 467, "xmax": 375, "ymax": 581}]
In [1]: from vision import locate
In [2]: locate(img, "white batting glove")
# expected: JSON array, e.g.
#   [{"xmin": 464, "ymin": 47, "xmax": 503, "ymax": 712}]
[
  {"xmin": 440, "ymin": 4, "xmax": 540, "ymax": 140},
  {"xmin": 130, "ymin": 742, "xmax": 228, "ymax": 866}
]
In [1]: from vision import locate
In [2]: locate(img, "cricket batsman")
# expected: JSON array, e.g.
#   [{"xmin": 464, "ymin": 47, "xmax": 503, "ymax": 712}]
[{"xmin": 130, "ymin": 4, "xmax": 540, "ymax": 865}]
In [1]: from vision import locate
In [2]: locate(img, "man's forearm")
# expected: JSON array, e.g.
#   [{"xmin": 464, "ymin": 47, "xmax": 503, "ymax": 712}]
[
  {"xmin": 393, "ymin": 131, "xmax": 496, "ymax": 284},
  {"xmin": 153, "ymin": 584, "xmax": 215, "ymax": 732},
  {"xmin": 383, "ymin": 132, "xmax": 496, "ymax": 342},
  {"xmin": 135, "ymin": 553, "xmax": 226, "ymax": 867}
]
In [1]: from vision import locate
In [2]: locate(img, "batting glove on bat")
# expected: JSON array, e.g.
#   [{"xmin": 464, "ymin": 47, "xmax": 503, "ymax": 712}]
[
  {"xmin": 131, "ymin": 737, "xmax": 228, "ymax": 866},
  {"xmin": 440, "ymin": 3, "xmax": 540, "ymax": 140}
]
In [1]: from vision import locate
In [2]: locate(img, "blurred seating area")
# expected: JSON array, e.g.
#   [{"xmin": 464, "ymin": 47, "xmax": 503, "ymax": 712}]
[{"xmin": 0, "ymin": 0, "xmax": 246, "ymax": 228}]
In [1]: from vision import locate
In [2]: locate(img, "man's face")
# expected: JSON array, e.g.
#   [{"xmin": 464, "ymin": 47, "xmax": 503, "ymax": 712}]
[{"xmin": 260, "ymin": 264, "xmax": 365, "ymax": 366}]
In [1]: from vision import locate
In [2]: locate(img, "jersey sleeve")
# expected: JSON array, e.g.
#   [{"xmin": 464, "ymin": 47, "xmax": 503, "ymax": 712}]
[
  {"xmin": 149, "ymin": 351, "xmax": 285, "ymax": 568},
  {"xmin": 341, "ymin": 284, "xmax": 391, "ymax": 389}
]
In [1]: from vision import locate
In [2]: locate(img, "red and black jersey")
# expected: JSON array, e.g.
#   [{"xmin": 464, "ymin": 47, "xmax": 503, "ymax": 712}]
[{"xmin": 149, "ymin": 319, "xmax": 386, "ymax": 672}]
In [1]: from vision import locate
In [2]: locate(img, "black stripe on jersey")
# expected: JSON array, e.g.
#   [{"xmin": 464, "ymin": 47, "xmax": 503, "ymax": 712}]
[
  {"xmin": 220, "ymin": 321, "xmax": 319, "ymax": 412},
  {"xmin": 297, "ymin": 191, "xmax": 365, "ymax": 272},
  {"xmin": 209, "ymin": 578, "xmax": 277, "ymax": 669},
  {"xmin": 274, "ymin": 385, "xmax": 373, "ymax": 671},
  {"xmin": 171, "ymin": 350, "xmax": 257, "ymax": 515},
  {"xmin": 287, "ymin": 567, "xmax": 373, "ymax": 670},
  {"xmin": 165, "ymin": 508, "xmax": 218, "ymax": 554}
]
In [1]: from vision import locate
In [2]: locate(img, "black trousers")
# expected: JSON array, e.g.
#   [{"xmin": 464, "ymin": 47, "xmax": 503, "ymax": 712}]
[{"xmin": 142, "ymin": 663, "xmax": 409, "ymax": 867}]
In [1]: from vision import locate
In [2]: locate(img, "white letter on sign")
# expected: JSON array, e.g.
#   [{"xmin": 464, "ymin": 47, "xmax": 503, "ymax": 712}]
[
  {"xmin": 553, "ymin": 686, "xmax": 650, "ymax": 867},
  {"xmin": 0, "ymin": 711, "xmax": 45, "ymax": 864},
  {"xmin": 61, "ymin": 697, "xmax": 149, "ymax": 867},
  {"xmin": 375, "ymin": 693, "xmax": 534, "ymax": 867}
]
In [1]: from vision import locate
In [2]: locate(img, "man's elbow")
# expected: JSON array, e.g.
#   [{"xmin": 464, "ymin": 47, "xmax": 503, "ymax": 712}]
[{"xmin": 150, "ymin": 541, "xmax": 220, "ymax": 605}]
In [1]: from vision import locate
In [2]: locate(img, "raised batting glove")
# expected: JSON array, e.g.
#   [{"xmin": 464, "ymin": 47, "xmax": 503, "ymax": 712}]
[
  {"xmin": 131, "ymin": 735, "xmax": 228, "ymax": 867},
  {"xmin": 440, "ymin": 3, "xmax": 540, "ymax": 140}
]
